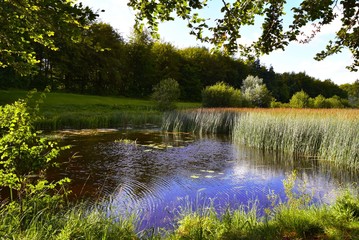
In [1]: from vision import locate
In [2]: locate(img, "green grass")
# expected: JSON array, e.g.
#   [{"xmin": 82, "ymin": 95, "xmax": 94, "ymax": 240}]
[
  {"xmin": 167, "ymin": 172, "xmax": 359, "ymax": 240},
  {"xmin": 1, "ymin": 172, "xmax": 358, "ymax": 239},
  {"xmin": 0, "ymin": 89, "xmax": 200, "ymax": 130},
  {"xmin": 0, "ymin": 202, "xmax": 139, "ymax": 240}
]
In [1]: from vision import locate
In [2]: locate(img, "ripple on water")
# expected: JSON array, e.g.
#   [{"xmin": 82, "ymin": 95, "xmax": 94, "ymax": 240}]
[{"xmin": 48, "ymin": 130, "xmax": 358, "ymax": 230}]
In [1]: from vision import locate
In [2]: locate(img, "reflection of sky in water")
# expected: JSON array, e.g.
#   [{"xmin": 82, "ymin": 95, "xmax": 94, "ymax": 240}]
[
  {"xmin": 99, "ymin": 134, "xmax": 347, "ymax": 230},
  {"xmin": 42, "ymin": 130, "xmax": 356, "ymax": 231}
]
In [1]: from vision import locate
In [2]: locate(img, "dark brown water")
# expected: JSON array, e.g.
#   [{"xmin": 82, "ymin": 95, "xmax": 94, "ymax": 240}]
[{"xmin": 21, "ymin": 129, "xmax": 359, "ymax": 229}]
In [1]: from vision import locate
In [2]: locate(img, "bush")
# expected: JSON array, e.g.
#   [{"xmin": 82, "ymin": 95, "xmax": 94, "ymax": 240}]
[
  {"xmin": 326, "ymin": 95, "xmax": 345, "ymax": 108},
  {"xmin": 289, "ymin": 90, "xmax": 311, "ymax": 108},
  {"xmin": 152, "ymin": 78, "xmax": 180, "ymax": 111},
  {"xmin": 241, "ymin": 75, "xmax": 272, "ymax": 107},
  {"xmin": 0, "ymin": 89, "xmax": 70, "ymax": 222},
  {"xmin": 313, "ymin": 94, "xmax": 329, "ymax": 108},
  {"xmin": 202, "ymin": 82, "xmax": 243, "ymax": 107}
]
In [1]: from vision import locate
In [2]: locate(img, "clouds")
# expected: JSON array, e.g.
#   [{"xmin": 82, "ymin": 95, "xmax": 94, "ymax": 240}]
[{"xmin": 81, "ymin": 0, "xmax": 135, "ymax": 37}]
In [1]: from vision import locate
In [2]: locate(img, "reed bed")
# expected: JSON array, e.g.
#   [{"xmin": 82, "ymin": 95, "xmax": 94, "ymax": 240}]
[
  {"xmin": 163, "ymin": 108, "xmax": 359, "ymax": 169},
  {"xmin": 162, "ymin": 108, "xmax": 237, "ymax": 134}
]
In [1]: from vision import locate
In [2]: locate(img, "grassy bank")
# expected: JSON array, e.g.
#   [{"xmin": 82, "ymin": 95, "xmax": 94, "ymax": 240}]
[
  {"xmin": 1, "ymin": 173, "xmax": 358, "ymax": 239},
  {"xmin": 163, "ymin": 108, "xmax": 359, "ymax": 169},
  {"xmin": 0, "ymin": 90, "xmax": 200, "ymax": 130}
]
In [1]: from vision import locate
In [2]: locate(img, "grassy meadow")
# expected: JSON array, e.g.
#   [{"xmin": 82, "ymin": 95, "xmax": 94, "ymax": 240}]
[{"xmin": 0, "ymin": 89, "xmax": 200, "ymax": 130}]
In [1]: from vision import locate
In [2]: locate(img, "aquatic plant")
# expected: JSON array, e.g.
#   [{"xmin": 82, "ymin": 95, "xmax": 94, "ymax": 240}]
[
  {"xmin": 232, "ymin": 109, "xmax": 359, "ymax": 169},
  {"xmin": 162, "ymin": 108, "xmax": 238, "ymax": 135},
  {"xmin": 164, "ymin": 108, "xmax": 359, "ymax": 169}
]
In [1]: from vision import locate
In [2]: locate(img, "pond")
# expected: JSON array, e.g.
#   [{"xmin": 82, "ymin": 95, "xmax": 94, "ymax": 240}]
[{"xmin": 48, "ymin": 129, "xmax": 357, "ymax": 230}]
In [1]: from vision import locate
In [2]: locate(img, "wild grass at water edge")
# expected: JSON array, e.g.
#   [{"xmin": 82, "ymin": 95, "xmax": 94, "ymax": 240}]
[
  {"xmin": 163, "ymin": 108, "xmax": 359, "ymax": 170},
  {"xmin": 1, "ymin": 172, "xmax": 359, "ymax": 239},
  {"xmin": 0, "ymin": 89, "xmax": 201, "ymax": 130}
]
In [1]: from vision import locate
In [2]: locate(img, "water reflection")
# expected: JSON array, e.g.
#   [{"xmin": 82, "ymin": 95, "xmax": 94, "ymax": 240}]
[{"xmin": 46, "ymin": 129, "xmax": 357, "ymax": 230}]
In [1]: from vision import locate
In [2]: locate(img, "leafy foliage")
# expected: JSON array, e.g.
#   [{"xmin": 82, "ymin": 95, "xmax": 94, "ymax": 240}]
[
  {"xmin": 0, "ymin": 89, "xmax": 70, "ymax": 212},
  {"xmin": 202, "ymin": 82, "xmax": 243, "ymax": 107},
  {"xmin": 289, "ymin": 90, "xmax": 311, "ymax": 108},
  {"xmin": 241, "ymin": 75, "xmax": 272, "ymax": 107},
  {"xmin": 128, "ymin": 0, "xmax": 359, "ymax": 71},
  {"xmin": 340, "ymin": 80, "xmax": 359, "ymax": 107},
  {"xmin": 0, "ymin": 0, "xmax": 98, "ymax": 75},
  {"xmin": 152, "ymin": 78, "xmax": 181, "ymax": 111}
]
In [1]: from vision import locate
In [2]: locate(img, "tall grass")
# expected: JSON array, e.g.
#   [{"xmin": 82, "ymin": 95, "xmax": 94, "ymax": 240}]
[
  {"xmin": 162, "ymin": 108, "xmax": 237, "ymax": 134},
  {"xmin": 0, "ymin": 201, "xmax": 139, "ymax": 240},
  {"xmin": 163, "ymin": 108, "xmax": 359, "ymax": 169},
  {"xmin": 233, "ymin": 109, "xmax": 359, "ymax": 169}
]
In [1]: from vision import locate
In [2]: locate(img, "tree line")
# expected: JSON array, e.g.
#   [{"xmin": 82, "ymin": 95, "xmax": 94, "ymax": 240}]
[{"xmin": 0, "ymin": 4, "xmax": 349, "ymax": 103}]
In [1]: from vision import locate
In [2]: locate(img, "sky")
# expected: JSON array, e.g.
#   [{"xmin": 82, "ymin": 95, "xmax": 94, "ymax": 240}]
[{"xmin": 79, "ymin": 0, "xmax": 358, "ymax": 85}]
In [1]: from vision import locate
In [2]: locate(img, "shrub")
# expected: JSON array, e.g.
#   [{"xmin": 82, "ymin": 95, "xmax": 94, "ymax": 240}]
[
  {"xmin": 289, "ymin": 90, "xmax": 311, "ymax": 108},
  {"xmin": 202, "ymin": 81, "xmax": 243, "ymax": 107},
  {"xmin": 326, "ymin": 95, "xmax": 345, "ymax": 108},
  {"xmin": 241, "ymin": 75, "xmax": 272, "ymax": 107},
  {"xmin": 152, "ymin": 78, "xmax": 180, "ymax": 111},
  {"xmin": 0, "ymin": 89, "xmax": 70, "ymax": 221},
  {"xmin": 313, "ymin": 95, "xmax": 329, "ymax": 108}
]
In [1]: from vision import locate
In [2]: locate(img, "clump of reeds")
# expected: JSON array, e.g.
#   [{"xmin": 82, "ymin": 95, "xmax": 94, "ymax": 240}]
[
  {"xmin": 164, "ymin": 108, "xmax": 359, "ymax": 169},
  {"xmin": 162, "ymin": 108, "xmax": 238, "ymax": 135},
  {"xmin": 232, "ymin": 109, "xmax": 359, "ymax": 169}
]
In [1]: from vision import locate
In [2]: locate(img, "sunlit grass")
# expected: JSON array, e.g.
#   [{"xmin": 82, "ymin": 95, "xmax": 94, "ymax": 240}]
[
  {"xmin": 0, "ymin": 202, "xmax": 138, "ymax": 240},
  {"xmin": 167, "ymin": 172, "xmax": 359, "ymax": 240},
  {"xmin": 163, "ymin": 108, "xmax": 359, "ymax": 169},
  {"xmin": 0, "ymin": 90, "xmax": 200, "ymax": 130},
  {"xmin": 1, "ymin": 172, "xmax": 358, "ymax": 239}
]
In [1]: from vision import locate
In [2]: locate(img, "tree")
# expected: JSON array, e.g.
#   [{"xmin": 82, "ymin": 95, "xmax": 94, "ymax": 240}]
[
  {"xmin": 124, "ymin": 30, "xmax": 155, "ymax": 97},
  {"xmin": 0, "ymin": 0, "xmax": 98, "ymax": 75},
  {"xmin": 53, "ymin": 23, "xmax": 126, "ymax": 95},
  {"xmin": 341, "ymin": 80, "xmax": 359, "ymax": 107},
  {"xmin": 152, "ymin": 78, "xmax": 180, "ymax": 111},
  {"xmin": 241, "ymin": 75, "xmax": 272, "ymax": 107},
  {"xmin": 128, "ymin": 0, "xmax": 359, "ymax": 71}
]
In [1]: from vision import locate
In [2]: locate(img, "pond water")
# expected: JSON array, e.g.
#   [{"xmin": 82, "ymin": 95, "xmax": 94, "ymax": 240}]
[{"xmin": 48, "ymin": 129, "xmax": 357, "ymax": 230}]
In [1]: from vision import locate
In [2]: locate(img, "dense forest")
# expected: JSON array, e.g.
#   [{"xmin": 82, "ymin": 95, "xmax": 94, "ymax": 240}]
[{"xmin": 0, "ymin": 4, "xmax": 353, "ymax": 104}]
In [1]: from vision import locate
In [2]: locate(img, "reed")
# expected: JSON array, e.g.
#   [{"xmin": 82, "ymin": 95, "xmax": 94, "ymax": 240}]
[
  {"xmin": 162, "ymin": 108, "xmax": 238, "ymax": 134},
  {"xmin": 163, "ymin": 108, "xmax": 359, "ymax": 169},
  {"xmin": 232, "ymin": 109, "xmax": 359, "ymax": 169},
  {"xmin": 0, "ymin": 201, "xmax": 138, "ymax": 240}
]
